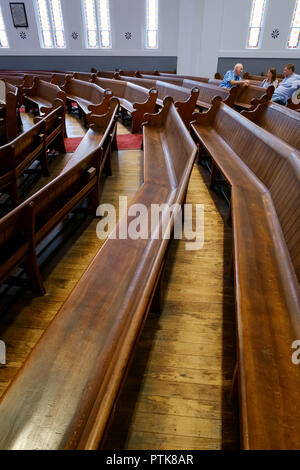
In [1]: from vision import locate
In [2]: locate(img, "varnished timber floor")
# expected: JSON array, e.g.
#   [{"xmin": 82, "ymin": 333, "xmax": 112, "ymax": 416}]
[{"xmin": 0, "ymin": 110, "xmax": 238, "ymax": 450}]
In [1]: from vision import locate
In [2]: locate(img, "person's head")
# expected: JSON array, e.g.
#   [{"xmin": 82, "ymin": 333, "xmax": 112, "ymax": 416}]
[
  {"xmin": 234, "ymin": 63, "xmax": 244, "ymax": 77},
  {"xmin": 267, "ymin": 68, "xmax": 277, "ymax": 82},
  {"xmin": 283, "ymin": 63, "xmax": 295, "ymax": 78}
]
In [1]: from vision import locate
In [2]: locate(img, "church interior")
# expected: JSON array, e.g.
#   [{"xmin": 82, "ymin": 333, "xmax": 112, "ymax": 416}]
[{"xmin": 0, "ymin": 0, "xmax": 299, "ymax": 451}]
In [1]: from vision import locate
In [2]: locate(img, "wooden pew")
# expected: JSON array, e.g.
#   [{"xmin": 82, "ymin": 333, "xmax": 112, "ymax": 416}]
[
  {"xmin": 0, "ymin": 120, "xmax": 47, "ymax": 207},
  {"xmin": 0, "ymin": 105, "xmax": 5, "ymax": 144},
  {"xmin": 0, "ymin": 98, "xmax": 197, "ymax": 450},
  {"xmin": 73, "ymin": 72, "xmax": 96, "ymax": 82},
  {"xmin": 0, "ymin": 74, "xmax": 32, "ymax": 89},
  {"xmin": 50, "ymin": 72, "xmax": 70, "ymax": 87},
  {"xmin": 181, "ymin": 80, "xmax": 238, "ymax": 109},
  {"xmin": 23, "ymin": 78, "xmax": 66, "ymax": 116},
  {"xmin": 208, "ymin": 79, "xmax": 274, "ymax": 109},
  {"xmin": 0, "ymin": 74, "xmax": 32, "ymax": 104},
  {"xmin": 33, "ymin": 100, "xmax": 67, "ymax": 154},
  {"xmin": 0, "ymin": 103, "xmax": 68, "ymax": 206},
  {"xmin": 158, "ymin": 73, "xmax": 209, "ymax": 83},
  {"xmin": 287, "ymin": 87, "xmax": 300, "ymax": 112},
  {"xmin": 61, "ymin": 77, "xmax": 113, "ymax": 126},
  {"xmin": 62, "ymin": 97, "xmax": 119, "ymax": 174},
  {"xmin": 119, "ymin": 74, "xmax": 237, "ymax": 111},
  {"xmin": 116, "ymin": 75, "xmax": 238, "ymax": 126},
  {"xmin": 241, "ymin": 96, "xmax": 300, "ymax": 150},
  {"xmin": 191, "ymin": 97, "xmax": 300, "ymax": 449},
  {"xmin": 137, "ymin": 73, "xmax": 186, "ymax": 86},
  {"xmin": 244, "ymin": 72, "xmax": 283, "ymax": 82},
  {"xmin": 0, "ymin": 80, "xmax": 23, "ymax": 144},
  {"xmin": 4, "ymin": 81, "xmax": 23, "ymax": 141},
  {"xmin": 0, "ymin": 202, "xmax": 45, "ymax": 295},
  {"xmin": 93, "ymin": 76, "xmax": 158, "ymax": 133},
  {"xmin": 119, "ymin": 70, "xmax": 160, "ymax": 77},
  {"xmin": 0, "ymin": 99, "xmax": 119, "ymax": 294},
  {"xmin": 114, "ymin": 73, "xmax": 158, "ymax": 90}
]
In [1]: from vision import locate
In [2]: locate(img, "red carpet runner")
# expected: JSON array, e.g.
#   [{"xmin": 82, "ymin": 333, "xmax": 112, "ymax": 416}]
[{"xmin": 64, "ymin": 134, "xmax": 143, "ymax": 153}]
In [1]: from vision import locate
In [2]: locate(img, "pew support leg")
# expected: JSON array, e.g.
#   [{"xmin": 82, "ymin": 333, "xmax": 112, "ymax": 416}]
[
  {"xmin": 9, "ymin": 180, "xmax": 21, "ymax": 208},
  {"xmin": 209, "ymin": 161, "xmax": 218, "ymax": 189},
  {"xmin": 23, "ymin": 254, "xmax": 45, "ymax": 296},
  {"xmin": 230, "ymin": 362, "xmax": 239, "ymax": 403},
  {"xmin": 40, "ymin": 150, "xmax": 50, "ymax": 177}
]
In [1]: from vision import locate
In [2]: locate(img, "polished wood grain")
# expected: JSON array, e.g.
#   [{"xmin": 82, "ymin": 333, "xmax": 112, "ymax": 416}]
[
  {"xmin": 23, "ymin": 78, "xmax": 66, "ymax": 115},
  {"xmin": 92, "ymin": 76, "xmax": 158, "ymax": 133},
  {"xmin": 241, "ymin": 98, "xmax": 300, "ymax": 150},
  {"xmin": 0, "ymin": 100, "xmax": 200, "ymax": 450},
  {"xmin": 191, "ymin": 99, "xmax": 300, "ymax": 449},
  {"xmin": 0, "ymin": 110, "xmax": 238, "ymax": 450}
]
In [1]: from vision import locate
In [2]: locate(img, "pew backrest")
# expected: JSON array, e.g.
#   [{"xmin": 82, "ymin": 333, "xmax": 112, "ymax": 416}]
[
  {"xmin": 242, "ymin": 99, "xmax": 300, "ymax": 151},
  {"xmin": 64, "ymin": 77, "xmax": 112, "ymax": 104}
]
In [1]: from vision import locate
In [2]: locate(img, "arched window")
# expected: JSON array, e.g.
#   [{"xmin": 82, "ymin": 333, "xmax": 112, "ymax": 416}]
[
  {"xmin": 247, "ymin": 0, "xmax": 268, "ymax": 49},
  {"xmin": 146, "ymin": 0, "xmax": 158, "ymax": 49},
  {"xmin": 82, "ymin": 0, "xmax": 112, "ymax": 48},
  {"xmin": 0, "ymin": 5, "xmax": 9, "ymax": 48},
  {"xmin": 287, "ymin": 0, "xmax": 300, "ymax": 48},
  {"xmin": 35, "ymin": 0, "xmax": 66, "ymax": 48}
]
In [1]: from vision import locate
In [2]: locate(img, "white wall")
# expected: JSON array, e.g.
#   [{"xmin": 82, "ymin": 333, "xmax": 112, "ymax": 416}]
[
  {"xmin": 0, "ymin": 0, "xmax": 179, "ymax": 56},
  {"xmin": 1, "ymin": 0, "xmax": 299, "ymax": 72},
  {"xmin": 177, "ymin": 0, "xmax": 300, "ymax": 77}
]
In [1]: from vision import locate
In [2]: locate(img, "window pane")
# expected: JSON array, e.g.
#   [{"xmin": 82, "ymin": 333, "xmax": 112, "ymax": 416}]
[
  {"xmin": 250, "ymin": 0, "xmax": 266, "ymax": 27},
  {"xmin": 98, "ymin": 0, "xmax": 111, "ymax": 47},
  {"xmin": 247, "ymin": 0, "xmax": 266, "ymax": 48},
  {"xmin": 55, "ymin": 30, "xmax": 65, "ymax": 48},
  {"xmin": 85, "ymin": 0, "xmax": 97, "ymax": 30},
  {"xmin": 50, "ymin": 0, "xmax": 66, "ymax": 47},
  {"xmin": 147, "ymin": 0, "xmax": 158, "ymax": 30},
  {"xmin": 84, "ymin": 0, "xmax": 99, "ymax": 47},
  {"xmin": 0, "ymin": 31, "xmax": 9, "ymax": 48},
  {"xmin": 288, "ymin": 27, "xmax": 300, "ymax": 48},
  {"xmin": 100, "ymin": 30, "xmax": 110, "ymax": 47},
  {"xmin": 146, "ymin": 0, "xmax": 158, "ymax": 48},
  {"xmin": 98, "ymin": 0, "xmax": 110, "ymax": 30},
  {"xmin": 37, "ymin": 0, "xmax": 51, "ymax": 31},
  {"xmin": 43, "ymin": 30, "xmax": 53, "ymax": 48},
  {"xmin": 88, "ymin": 30, "xmax": 98, "ymax": 48},
  {"xmin": 248, "ymin": 27, "xmax": 260, "ymax": 48},
  {"xmin": 292, "ymin": 0, "xmax": 300, "ymax": 27},
  {"xmin": 50, "ymin": 0, "xmax": 63, "ymax": 31},
  {"xmin": 83, "ymin": 0, "xmax": 111, "ymax": 48},
  {"xmin": 147, "ymin": 30, "xmax": 158, "ymax": 49},
  {"xmin": 288, "ymin": 1, "xmax": 300, "ymax": 48},
  {"xmin": 0, "ymin": 6, "xmax": 9, "ymax": 48}
]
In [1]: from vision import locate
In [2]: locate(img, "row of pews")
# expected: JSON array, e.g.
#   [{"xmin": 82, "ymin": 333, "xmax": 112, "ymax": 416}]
[
  {"xmin": 191, "ymin": 98, "xmax": 300, "ymax": 449},
  {"xmin": 0, "ymin": 87, "xmax": 198, "ymax": 449},
  {"xmin": 0, "ymin": 68, "xmax": 299, "ymax": 449}
]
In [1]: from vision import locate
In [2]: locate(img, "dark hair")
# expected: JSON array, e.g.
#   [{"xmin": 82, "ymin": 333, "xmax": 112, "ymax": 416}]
[
  {"xmin": 268, "ymin": 68, "xmax": 277, "ymax": 82},
  {"xmin": 285, "ymin": 63, "xmax": 295, "ymax": 72}
]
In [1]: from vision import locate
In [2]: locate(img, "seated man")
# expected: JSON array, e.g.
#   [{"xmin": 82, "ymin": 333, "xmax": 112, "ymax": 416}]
[
  {"xmin": 220, "ymin": 63, "xmax": 249, "ymax": 89},
  {"xmin": 271, "ymin": 64, "xmax": 300, "ymax": 105}
]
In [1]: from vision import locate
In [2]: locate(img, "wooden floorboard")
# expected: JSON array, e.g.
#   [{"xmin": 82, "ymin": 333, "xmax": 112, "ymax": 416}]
[{"xmin": 0, "ymin": 110, "xmax": 238, "ymax": 450}]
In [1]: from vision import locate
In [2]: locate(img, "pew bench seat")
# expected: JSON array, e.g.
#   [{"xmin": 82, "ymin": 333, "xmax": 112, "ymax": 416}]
[
  {"xmin": 232, "ymin": 183, "xmax": 300, "ymax": 449},
  {"xmin": 191, "ymin": 97, "xmax": 300, "ymax": 449},
  {"xmin": 0, "ymin": 98, "xmax": 198, "ymax": 450},
  {"xmin": 191, "ymin": 124, "xmax": 257, "ymax": 189},
  {"xmin": 24, "ymin": 95, "xmax": 54, "ymax": 114},
  {"xmin": 66, "ymin": 94, "xmax": 92, "ymax": 115}
]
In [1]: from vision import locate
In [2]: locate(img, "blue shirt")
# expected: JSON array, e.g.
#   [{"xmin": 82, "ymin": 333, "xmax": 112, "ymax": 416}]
[
  {"xmin": 272, "ymin": 73, "xmax": 300, "ymax": 104},
  {"xmin": 220, "ymin": 70, "xmax": 242, "ymax": 89}
]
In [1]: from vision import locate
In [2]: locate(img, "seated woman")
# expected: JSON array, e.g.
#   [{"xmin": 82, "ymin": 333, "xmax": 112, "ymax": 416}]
[{"xmin": 261, "ymin": 68, "xmax": 278, "ymax": 89}]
